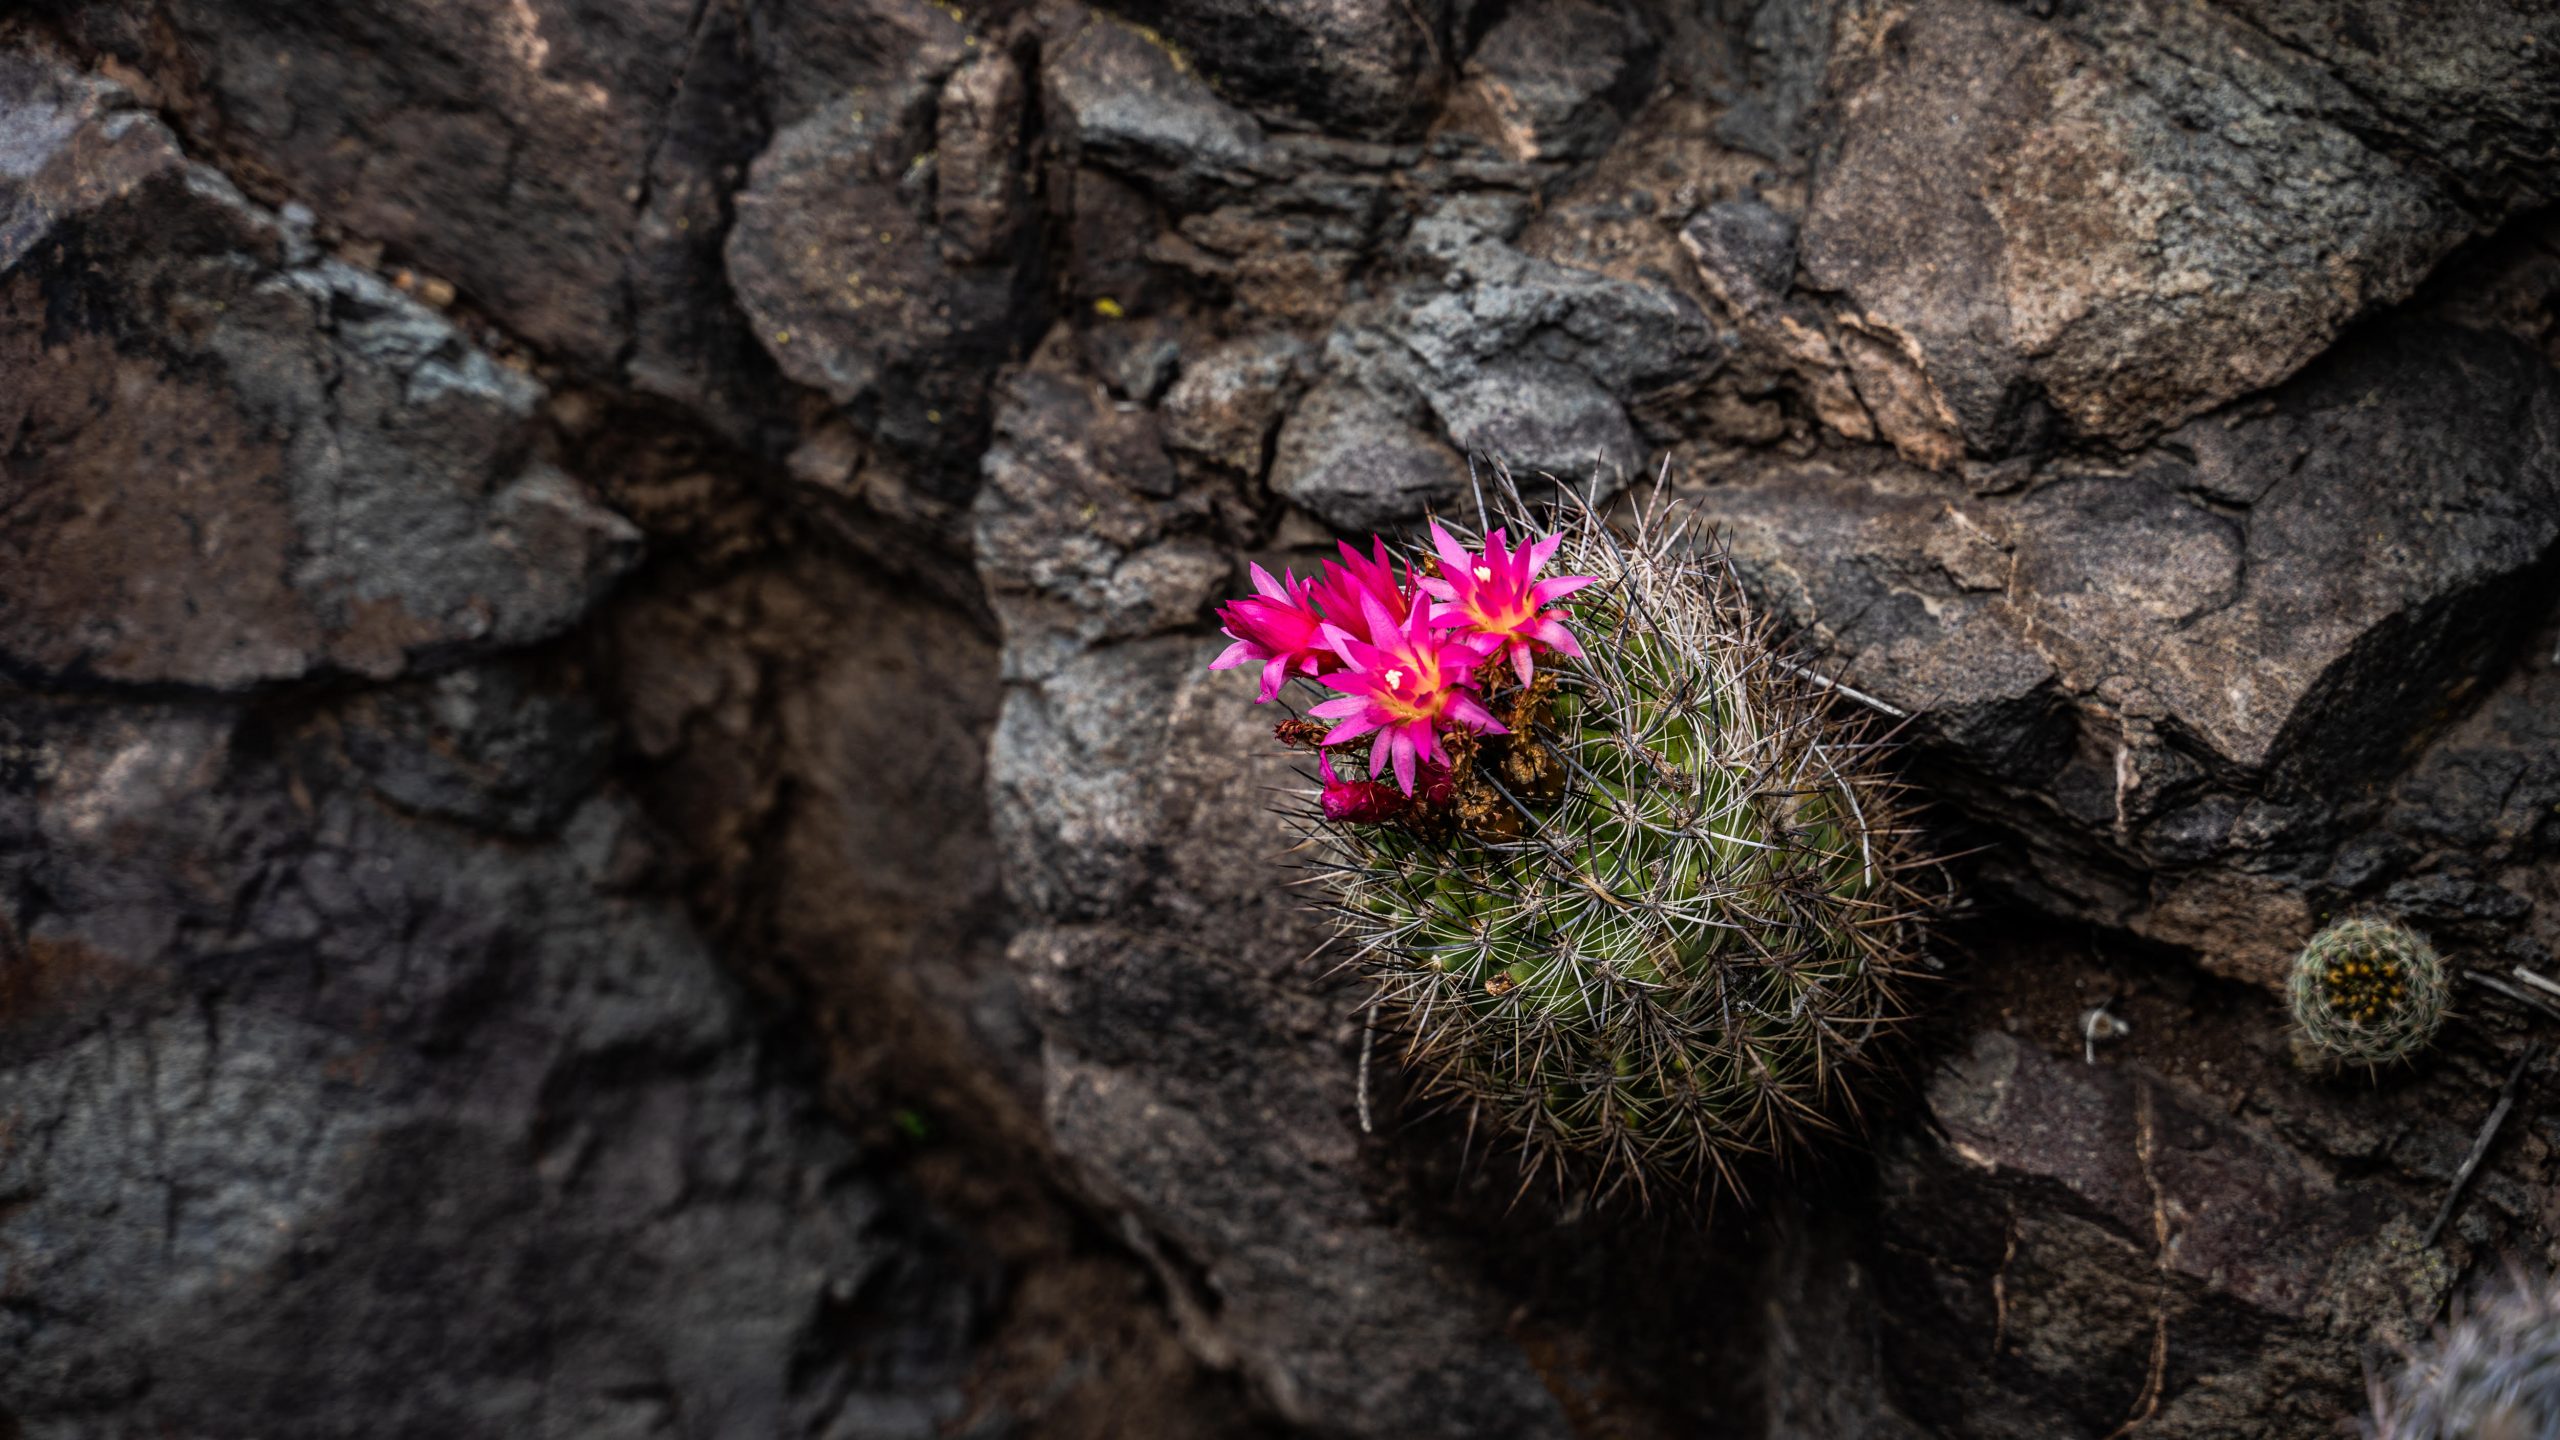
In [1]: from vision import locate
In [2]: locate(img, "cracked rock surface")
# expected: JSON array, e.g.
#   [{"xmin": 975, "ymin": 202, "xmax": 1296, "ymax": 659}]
[{"xmin": 5, "ymin": 0, "xmax": 2560, "ymax": 1436}]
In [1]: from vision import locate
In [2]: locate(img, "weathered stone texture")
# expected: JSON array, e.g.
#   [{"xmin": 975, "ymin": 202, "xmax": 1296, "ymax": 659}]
[
  {"xmin": 0, "ymin": 56, "xmax": 638, "ymax": 691},
  {"xmin": 0, "ymin": 694, "xmax": 984, "ymax": 1437},
  {"xmin": 1686, "ymin": 318, "xmax": 2560, "ymax": 980},
  {"xmin": 1799, "ymin": 0, "xmax": 2560, "ymax": 459},
  {"xmin": 52, "ymin": 0, "xmax": 753, "ymax": 383},
  {"xmin": 7, "ymin": 1, "xmax": 2560, "ymax": 1436}
]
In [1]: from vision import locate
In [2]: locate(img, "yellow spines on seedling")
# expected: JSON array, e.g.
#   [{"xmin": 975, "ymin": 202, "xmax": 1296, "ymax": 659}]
[{"xmin": 2287, "ymin": 916, "xmax": 2449, "ymax": 1071}]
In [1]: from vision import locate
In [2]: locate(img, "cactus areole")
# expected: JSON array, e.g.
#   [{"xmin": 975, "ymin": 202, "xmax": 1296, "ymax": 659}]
[{"xmin": 1209, "ymin": 473, "xmax": 1937, "ymax": 1205}]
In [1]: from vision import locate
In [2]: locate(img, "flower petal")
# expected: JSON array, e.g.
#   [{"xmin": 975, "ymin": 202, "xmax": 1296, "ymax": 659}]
[
  {"xmin": 1322, "ymin": 714, "xmax": 1385, "ymax": 747},
  {"xmin": 1528, "ymin": 617, "xmax": 1582, "ymax": 655},
  {"xmin": 1442, "ymin": 691, "xmax": 1510, "ymax": 735},
  {"xmin": 1357, "ymin": 591, "xmax": 1402, "ymax": 650},
  {"xmin": 1429, "ymin": 520, "xmax": 1473, "ymax": 578}
]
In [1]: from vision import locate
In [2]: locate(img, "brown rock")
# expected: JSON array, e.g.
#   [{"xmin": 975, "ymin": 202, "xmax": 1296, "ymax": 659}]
[
  {"xmin": 1159, "ymin": 332, "xmax": 1315, "ymax": 473},
  {"xmin": 1094, "ymin": 0, "xmax": 1449, "ymax": 138},
  {"xmin": 1802, "ymin": 0, "xmax": 2559, "ymax": 456}
]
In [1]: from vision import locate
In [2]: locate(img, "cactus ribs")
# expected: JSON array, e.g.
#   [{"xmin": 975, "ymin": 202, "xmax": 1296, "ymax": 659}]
[{"xmin": 1214, "ymin": 471, "xmax": 1941, "ymax": 1206}]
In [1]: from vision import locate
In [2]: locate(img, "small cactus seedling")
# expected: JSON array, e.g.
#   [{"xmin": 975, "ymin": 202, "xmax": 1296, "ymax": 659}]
[
  {"xmin": 2369, "ymin": 1266, "xmax": 2560, "ymax": 1439},
  {"xmin": 1208, "ymin": 472, "xmax": 1936, "ymax": 1205},
  {"xmin": 2288, "ymin": 917, "xmax": 2449, "ymax": 1070}
]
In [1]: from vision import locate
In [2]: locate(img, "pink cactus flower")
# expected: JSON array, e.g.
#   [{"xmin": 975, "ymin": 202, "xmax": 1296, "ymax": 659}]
[
  {"xmin": 1318, "ymin": 750, "xmax": 1406, "ymax": 824},
  {"xmin": 1210, "ymin": 563, "xmax": 1335, "ymax": 702},
  {"xmin": 1308, "ymin": 594, "xmax": 1507, "ymax": 795},
  {"xmin": 1418, "ymin": 521, "xmax": 1598, "ymax": 686},
  {"xmin": 1308, "ymin": 537, "xmax": 1414, "ymax": 648}
]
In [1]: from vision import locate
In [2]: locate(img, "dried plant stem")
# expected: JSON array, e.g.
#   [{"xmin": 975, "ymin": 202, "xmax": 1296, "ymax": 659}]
[{"xmin": 2423, "ymin": 1044, "xmax": 2541, "ymax": 1248}]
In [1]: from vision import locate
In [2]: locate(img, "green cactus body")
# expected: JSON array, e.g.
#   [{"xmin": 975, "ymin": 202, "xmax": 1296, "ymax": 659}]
[
  {"xmin": 1306, "ymin": 489, "xmax": 1932, "ymax": 1203},
  {"xmin": 2286, "ymin": 917, "xmax": 2449, "ymax": 1070}
]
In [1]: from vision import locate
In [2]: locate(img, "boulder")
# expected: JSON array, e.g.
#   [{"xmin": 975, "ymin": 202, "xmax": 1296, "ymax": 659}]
[
  {"xmin": 1160, "ymin": 332, "xmax": 1317, "ymax": 473},
  {"xmin": 0, "ymin": 694, "xmax": 987, "ymax": 1437},
  {"xmin": 1464, "ymin": 0, "xmax": 1651, "ymax": 163},
  {"xmin": 0, "ymin": 57, "xmax": 639, "ymax": 691},
  {"xmin": 1800, "ymin": 0, "xmax": 2560, "ymax": 457},
  {"xmin": 1685, "ymin": 319, "xmax": 2560, "ymax": 980},
  {"xmin": 56, "ymin": 0, "xmax": 758, "ymax": 390},
  {"xmin": 726, "ymin": 77, "xmax": 1041, "ymax": 466},
  {"xmin": 1269, "ymin": 378, "xmax": 1472, "ymax": 532}
]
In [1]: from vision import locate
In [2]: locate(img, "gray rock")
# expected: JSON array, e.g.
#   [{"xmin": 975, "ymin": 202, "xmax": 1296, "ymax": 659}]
[
  {"xmin": 975, "ymin": 368, "xmax": 1234, "ymax": 682},
  {"xmin": 1045, "ymin": 12, "xmax": 1271, "ymax": 207},
  {"xmin": 748, "ymin": 0, "xmax": 973, "ymax": 132},
  {"xmin": 0, "ymin": 59, "xmax": 639, "ymax": 691},
  {"xmin": 1865, "ymin": 1030, "xmax": 2450, "ymax": 1437},
  {"xmin": 1422, "ymin": 356, "xmax": 1643, "ymax": 488},
  {"xmin": 986, "ymin": 631, "xmax": 1313, "ymax": 930},
  {"xmin": 1683, "ymin": 198, "xmax": 1798, "ymax": 302},
  {"xmin": 1680, "ymin": 199, "xmax": 1880, "ymax": 448},
  {"xmin": 57, "ymin": 0, "xmax": 757, "ymax": 386},
  {"xmin": 0, "ymin": 699, "xmax": 985, "ymax": 1438},
  {"xmin": 937, "ymin": 51, "xmax": 1035, "ymax": 265},
  {"xmin": 324, "ymin": 657, "xmax": 615, "ymax": 838},
  {"xmin": 1024, "ymin": 923, "xmax": 1573, "ymax": 1440},
  {"xmin": 726, "ymin": 88, "xmax": 1040, "ymax": 463},
  {"xmin": 1268, "ymin": 194, "xmax": 1720, "ymax": 511},
  {"xmin": 1384, "ymin": 203, "xmax": 1723, "ymax": 402},
  {"xmin": 1268, "ymin": 379, "xmax": 1471, "ymax": 532},
  {"xmin": 1710, "ymin": 0, "xmax": 1839, "ymax": 166},
  {"xmin": 1464, "ymin": 0, "xmax": 1651, "ymax": 163},
  {"xmin": 1081, "ymin": 310, "xmax": 1190, "ymax": 401}
]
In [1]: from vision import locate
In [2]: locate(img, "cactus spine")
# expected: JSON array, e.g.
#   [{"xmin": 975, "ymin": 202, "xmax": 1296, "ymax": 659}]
[
  {"xmin": 2288, "ymin": 917, "xmax": 2449, "ymax": 1071},
  {"xmin": 1301, "ymin": 481, "xmax": 1934, "ymax": 1204}
]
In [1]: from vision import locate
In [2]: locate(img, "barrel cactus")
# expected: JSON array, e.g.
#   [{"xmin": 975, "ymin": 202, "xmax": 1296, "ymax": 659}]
[
  {"xmin": 2369, "ymin": 1266, "xmax": 2560, "ymax": 1439},
  {"xmin": 1210, "ymin": 475, "xmax": 1935, "ymax": 1204},
  {"xmin": 2288, "ymin": 917, "xmax": 2449, "ymax": 1071}
]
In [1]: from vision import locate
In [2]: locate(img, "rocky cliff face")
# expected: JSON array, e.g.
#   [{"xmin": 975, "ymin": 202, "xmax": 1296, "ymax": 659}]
[{"xmin": 3, "ymin": 1, "xmax": 2557, "ymax": 1436}]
